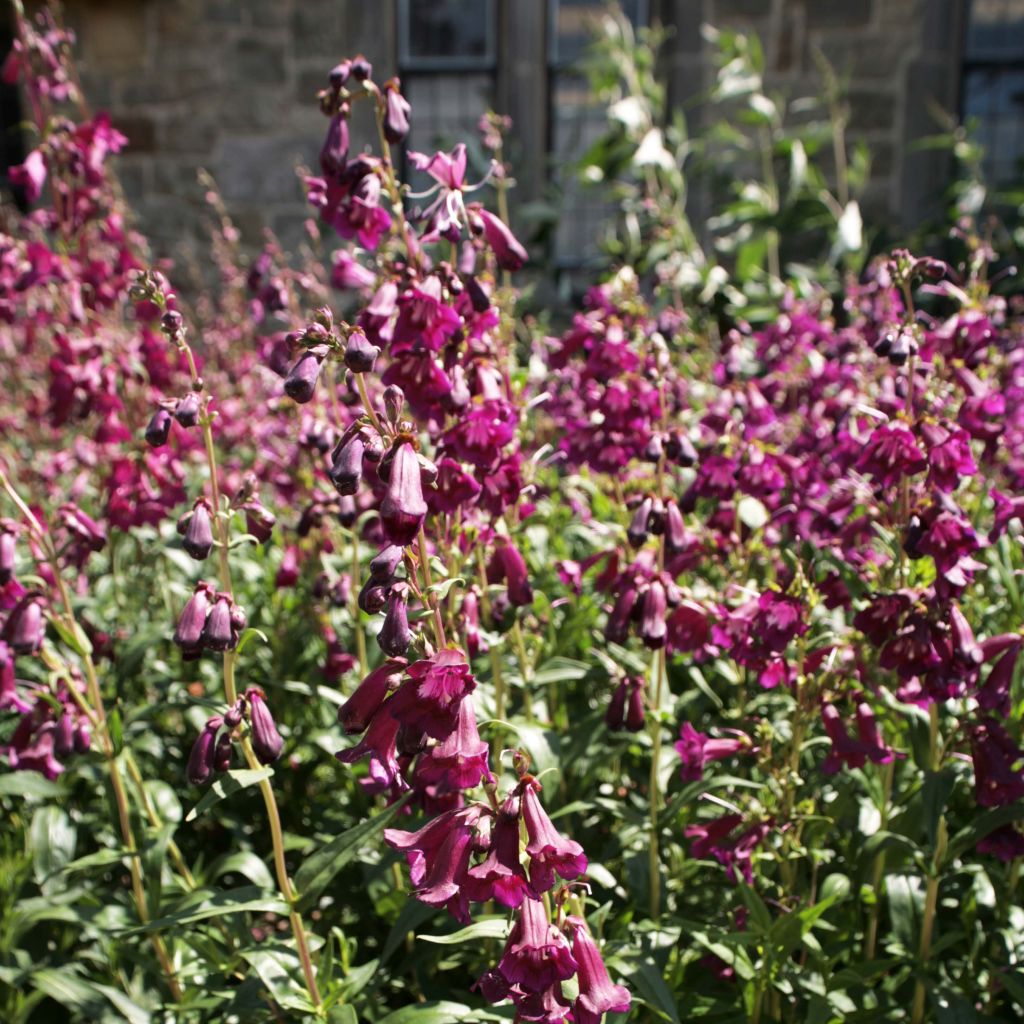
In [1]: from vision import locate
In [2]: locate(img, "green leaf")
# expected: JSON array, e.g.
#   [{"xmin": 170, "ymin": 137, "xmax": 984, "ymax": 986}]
[
  {"xmin": 123, "ymin": 886, "xmax": 289, "ymax": 934},
  {"xmin": 212, "ymin": 850, "xmax": 275, "ymax": 890},
  {"xmin": 621, "ymin": 956, "xmax": 683, "ymax": 1024},
  {"xmin": 295, "ymin": 796, "xmax": 409, "ymax": 904},
  {"xmin": 31, "ymin": 967, "xmax": 101, "ymax": 1013},
  {"xmin": 0, "ymin": 774, "xmax": 63, "ymax": 798},
  {"xmin": 417, "ymin": 918, "xmax": 511, "ymax": 945},
  {"xmin": 29, "ymin": 806, "xmax": 77, "ymax": 884},
  {"xmin": 92, "ymin": 983, "xmax": 151, "ymax": 1024},
  {"xmin": 49, "ymin": 616, "xmax": 92, "ymax": 657},
  {"xmin": 108, "ymin": 707, "xmax": 124, "ymax": 756},
  {"xmin": 185, "ymin": 767, "xmax": 274, "ymax": 822},
  {"xmin": 946, "ymin": 802, "xmax": 1024, "ymax": 864},
  {"xmin": 329, "ymin": 1007, "xmax": 359, "ymax": 1024},
  {"xmin": 426, "ymin": 576, "xmax": 465, "ymax": 601},
  {"xmin": 376, "ymin": 1002, "xmax": 509, "ymax": 1024},
  {"xmin": 236, "ymin": 626, "xmax": 269, "ymax": 655}
]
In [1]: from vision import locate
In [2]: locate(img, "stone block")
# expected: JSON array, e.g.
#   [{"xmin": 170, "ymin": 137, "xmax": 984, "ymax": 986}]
[
  {"xmin": 115, "ymin": 115, "xmax": 158, "ymax": 154},
  {"xmin": 817, "ymin": 32, "xmax": 913, "ymax": 79},
  {"xmin": 847, "ymin": 88, "xmax": 899, "ymax": 133},
  {"xmin": 234, "ymin": 36, "xmax": 288, "ymax": 85},
  {"xmin": 214, "ymin": 134, "xmax": 319, "ymax": 204},
  {"xmin": 804, "ymin": 0, "xmax": 873, "ymax": 29},
  {"xmin": 71, "ymin": 0, "xmax": 149, "ymax": 73}
]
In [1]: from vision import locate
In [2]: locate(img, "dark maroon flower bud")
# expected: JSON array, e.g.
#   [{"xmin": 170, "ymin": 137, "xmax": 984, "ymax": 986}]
[
  {"xmin": 55, "ymin": 712, "xmax": 75, "ymax": 757},
  {"xmin": 886, "ymin": 330, "xmax": 916, "ymax": 367},
  {"xmin": 214, "ymin": 730, "xmax": 234, "ymax": 773},
  {"xmin": 351, "ymin": 55, "xmax": 372, "ymax": 81},
  {"xmin": 383, "ymin": 80, "xmax": 411, "ymax": 144},
  {"xmin": 625, "ymin": 676, "xmax": 645, "ymax": 731},
  {"xmin": 950, "ymin": 605, "xmax": 982, "ymax": 665},
  {"xmin": 161, "ymin": 309, "xmax": 184, "ymax": 335},
  {"xmin": 643, "ymin": 434, "xmax": 664, "ymax": 463},
  {"xmin": 247, "ymin": 688, "xmax": 284, "ymax": 764},
  {"xmin": 145, "ymin": 407, "xmax": 172, "ymax": 447},
  {"xmin": 476, "ymin": 208, "xmax": 528, "ymax": 271},
  {"xmin": 320, "ymin": 112, "xmax": 349, "ymax": 179},
  {"xmin": 486, "ymin": 537, "xmax": 533, "ymax": 607},
  {"xmin": 664, "ymin": 499, "xmax": 688, "ymax": 554},
  {"xmin": 201, "ymin": 594, "xmax": 235, "ymax": 652},
  {"xmin": 359, "ymin": 580, "xmax": 389, "ymax": 615},
  {"xmin": 329, "ymin": 575, "xmax": 352, "ymax": 607},
  {"xmin": 383, "ymin": 385, "xmax": 404, "ymax": 425},
  {"xmin": 5, "ymin": 596, "xmax": 43, "ymax": 655},
  {"xmin": 245, "ymin": 502, "xmax": 276, "ymax": 543},
  {"xmin": 328, "ymin": 61, "xmax": 351, "ymax": 89},
  {"xmin": 378, "ymin": 583, "xmax": 413, "ymax": 657},
  {"xmin": 174, "ymin": 582, "xmax": 212, "ymax": 655},
  {"xmin": 627, "ymin": 497, "xmax": 653, "ymax": 548},
  {"xmin": 640, "ymin": 581, "xmax": 667, "ymax": 650},
  {"xmin": 0, "ymin": 524, "xmax": 16, "ymax": 584},
  {"xmin": 329, "ymin": 432, "xmax": 366, "ymax": 496},
  {"xmin": 979, "ymin": 640, "xmax": 1021, "ymax": 717},
  {"xmin": 363, "ymin": 432, "xmax": 384, "ymax": 464},
  {"xmin": 463, "ymin": 274, "xmax": 491, "ymax": 314},
  {"xmin": 223, "ymin": 699, "xmax": 245, "ymax": 730},
  {"xmin": 605, "ymin": 584, "xmax": 639, "ymax": 645},
  {"xmin": 181, "ymin": 499, "xmax": 214, "ymax": 560},
  {"xmin": 174, "ymin": 392, "xmax": 201, "ymax": 428},
  {"xmin": 336, "ymin": 495, "xmax": 357, "ymax": 527},
  {"xmin": 370, "ymin": 544, "xmax": 405, "ymax": 583},
  {"xmin": 284, "ymin": 351, "xmax": 324, "ymax": 404},
  {"xmin": 229, "ymin": 602, "xmax": 247, "ymax": 635},
  {"xmin": 380, "ymin": 441, "xmax": 428, "ymax": 546},
  {"xmin": 343, "ymin": 327, "xmax": 380, "ymax": 373},
  {"xmin": 73, "ymin": 723, "xmax": 90, "ymax": 754},
  {"xmin": 666, "ymin": 431, "xmax": 697, "ymax": 467},
  {"xmin": 606, "ymin": 678, "xmax": 628, "ymax": 731},
  {"xmin": 188, "ymin": 719, "xmax": 221, "ymax": 785}
]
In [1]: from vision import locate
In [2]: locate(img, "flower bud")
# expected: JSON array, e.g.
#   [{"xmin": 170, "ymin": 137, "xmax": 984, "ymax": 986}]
[
  {"xmin": 358, "ymin": 579, "xmax": 388, "ymax": 614},
  {"xmin": 223, "ymin": 699, "xmax": 245, "ymax": 729},
  {"xmin": 639, "ymin": 581, "xmax": 667, "ymax": 649},
  {"xmin": 182, "ymin": 499, "xmax": 214, "ymax": 560},
  {"xmin": 145, "ymin": 407, "xmax": 172, "ymax": 447},
  {"xmin": 383, "ymin": 385, "xmax": 404, "ymax": 425},
  {"xmin": 247, "ymin": 689, "xmax": 284, "ymax": 764},
  {"xmin": 378, "ymin": 583, "xmax": 413, "ymax": 657},
  {"xmin": 174, "ymin": 392, "xmax": 201, "ymax": 428},
  {"xmin": 328, "ymin": 432, "xmax": 366, "ymax": 496},
  {"xmin": 73, "ymin": 723, "xmax": 91, "ymax": 754},
  {"xmin": 201, "ymin": 594, "xmax": 235, "ymax": 652},
  {"xmin": 383, "ymin": 81, "xmax": 411, "ymax": 144},
  {"xmin": 174, "ymin": 583, "xmax": 212, "ymax": 655},
  {"xmin": 664, "ymin": 499, "xmax": 688, "ymax": 553},
  {"xmin": 214, "ymin": 730, "xmax": 234, "ymax": 773},
  {"xmin": 320, "ymin": 112, "xmax": 349, "ymax": 179},
  {"xmin": 338, "ymin": 659, "xmax": 405, "ymax": 734},
  {"xmin": 343, "ymin": 327, "xmax": 380, "ymax": 373},
  {"xmin": 187, "ymin": 720, "xmax": 220, "ymax": 785},
  {"xmin": 245, "ymin": 502, "xmax": 276, "ymax": 543},
  {"xmin": 380, "ymin": 441, "xmax": 427, "ymax": 546},
  {"xmin": 284, "ymin": 351, "xmax": 324, "ymax": 404},
  {"xmin": 627, "ymin": 497, "xmax": 653, "ymax": 548},
  {"xmin": 476, "ymin": 208, "xmax": 528, "ymax": 272},
  {"xmin": 370, "ymin": 544, "xmax": 405, "ymax": 583},
  {"xmin": 55, "ymin": 712, "xmax": 75, "ymax": 757},
  {"xmin": 328, "ymin": 61, "xmax": 351, "ymax": 89},
  {"xmin": 351, "ymin": 55, "xmax": 372, "ymax": 81},
  {"xmin": 5, "ymin": 596, "xmax": 43, "ymax": 655},
  {"xmin": 0, "ymin": 524, "xmax": 16, "ymax": 584}
]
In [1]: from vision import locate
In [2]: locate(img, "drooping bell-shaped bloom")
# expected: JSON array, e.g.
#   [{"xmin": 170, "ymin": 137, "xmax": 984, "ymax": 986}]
[
  {"xmin": 284, "ymin": 351, "xmax": 323, "ymax": 404},
  {"xmin": 520, "ymin": 776, "xmax": 587, "ymax": 892},
  {"xmin": 247, "ymin": 689, "xmax": 284, "ymax": 764},
  {"xmin": 394, "ymin": 649, "xmax": 476, "ymax": 739},
  {"xmin": 380, "ymin": 441, "xmax": 428, "ymax": 546},
  {"xmin": 415, "ymin": 693, "xmax": 492, "ymax": 790},
  {"xmin": 495, "ymin": 896, "xmax": 578, "ymax": 995},
  {"xmin": 675, "ymin": 722, "xmax": 750, "ymax": 781},
  {"xmin": 0, "ymin": 643, "xmax": 29, "ymax": 713},
  {"xmin": 180, "ymin": 499, "xmax": 214, "ymax": 560},
  {"xmin": 970, "ymin": 719, "xmax": 1024, "ymax": 807},
  {"xmin": 4, "ymin": 596, "xmax": 44, "ymax": 656},
  {"xmin": 145, "ymin": 407, "xmax": 172, "ymax": 447},
  {"xmin": 6, "ymin": 716, "xmax": 64, "ymax": 779},
  {"xmin": 319, "ymin": 112, "xmax": 349, "ymax": 179},
  {"xmin": 605, "ymin": 583, "xmax": 639, "ymax": 645},
  {"xmin": 188, "ymin": 718, "xmax": 221, "ymax": 785},
  {"xmin": 378, "ymin": 583, "xmax": 413, "ymax": 657},
  {"xmin": 244, "ymin": 500, "xmax": 276, "ymax": 544},
  {"xmin": 343, "ymin": 327, "xmax": 380, "ymax": 374},
  {"xmin": 338, "ymin": 659, "xmax": 406, "ymax": 735},
  {"xmin": 978, "ymin": 640, "xmax": 1021, "ymax": 717},
  {"xmin": 466, "ymin": 794, "xmax": 532, "ymax": 908},
  {"xmin": 627, "ymin": 497, "xmax": 653, "ymax": 548},
  {"xmin": 0, "ymin": 523, "xmax": 16, "ymax": 585},
  {"xmin": 639, "ymin": 580, "xmax": 667, "ymax": 650},
  {"xmin": 476, "ymin": 208, "xmax": 528, "ymax": 271},
  {"xmin": 856, "ymin": 424, "xmax": 927, "ymax": 489},
  {"xmin": 486, "ymin": 536, "xmax": 533, "ymax": 607},
  {"xmin": 201, "ymin": 593, "xmax": 235, "ymax": 652},
  {"xmin": 173, "ymin": 581, "xmax": 213, "ymax": 656},
  {"xmin": 174, "ymin": 391, "xmax": 201, "ymax": 428},
  {"xmin": 336, "ymin": 697, "xmax": 404, "ymax": 791},
  {"xmin": 566, "ymin": 916, "xmax": 631, "ymax": 1024},
  {"xmin": 383, "ymin": 80, "xmax": 411, "ymax": 144},
  {"xmin": 820, "ymin": 703, "xmax": 893, "ymax": 774},
  {"xmin": 406, "ymin": 810, "xmax": 479, "ymax": 924}
]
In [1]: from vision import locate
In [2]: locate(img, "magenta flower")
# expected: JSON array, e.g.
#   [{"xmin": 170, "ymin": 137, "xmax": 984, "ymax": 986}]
[
  {"xmin": 335, "ymin": 696, "xmax": 404, "ymax": 791},
  {"xmin": 475, "ymin": 207, "xmax": 528, "ymax": 271},
  {"xmin": 9, "ymin": 148, "xmax": 47, "ymax": 203},
  {"xmin": 378, "ymin": 583, "xmax": 413, "ymax": 658},
  {"xmin": 246, "ymin": 688, "xmax": 284, "ymax": 764},
  {"xmin": 606, "ymin": 675, "xmax": 645, "ymax": 732},
  {"xmin": 415, "ymin": 694, "xmax": 492, "ymax": 791},
  {"xmin": 466, "ymin": 794, "xmax": 533, "ymax": 908},
  {"xmin": 820, "ymin": 703, "xmax": 894, "ymax": 774},
  {"xmin": 970, "ymin": 720, "xmax": 1024, "ymax": 807},
  {"xmin": 3, "ymin": 595, "xmax": 44, "ymax": 655},
  {"xmin": 395, "ymin": 649, "xmax": 476, "ymax": 740},
  {"xmin": 338, "ymin": 660, "xmax": 405, "ymax": 734},
  {"xmin": 0, "ymin": 642, "xmax": 29, "ymax": 713},
  {"xmin": 188, "ymin": 718, "xmax": 221, "ymax": 785},
  {"xmin": 685, "ymin": 813, "xmax": 771, "ymax": 885},
  {"xmin": 675, "ymin": 722, "xmax": 749, "ymax": 781},
  {"xmin": 486, "ymin": 536, "xmax": 533, "ymax": 607},
  {"xmin": 566, "ymin": 916, "xmax": 631, "ymax": 1024},
  {"xmin": 495, "ymin": 896, "xmax": 578, "ymax": 995},
  {"xmin": 380, "ymin": 441, "xmax": 428, "ymax": 546},
  {"xmin": 383, "ymin": 80, "xmax": 411, "ymax": 144},
  {"xmin": 179, "ymin": 498, "xmax": 214, "ymax": 560},
  {"xmin": 856, "ymin": 424, "xmax": 927, "ymax": 488},
  {"xmin": 520, "ymin": 776, "xmax": 587, "ymax": 892},
  {"xmin": 173, "ymin": 581, "xmax": 213, "ymax": 657},
  {"xmin": 392, "ymin": 277, "xmax": 461, "ymax": 353},
  {"xmin": 978, "ymin": 640, "xmax": 1021, "ymax": 717}
]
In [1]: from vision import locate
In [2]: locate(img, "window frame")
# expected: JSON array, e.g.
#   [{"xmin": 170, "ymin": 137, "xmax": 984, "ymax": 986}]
[{"xmin": 397, "ymin": 0, "xmax": 498, "ymax": 74}]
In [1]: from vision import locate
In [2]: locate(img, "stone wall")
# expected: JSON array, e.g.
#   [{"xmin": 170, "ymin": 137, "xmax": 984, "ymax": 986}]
[{"xmin": 58, "ymin": 0, "xmax": 966, "ymax": 265}]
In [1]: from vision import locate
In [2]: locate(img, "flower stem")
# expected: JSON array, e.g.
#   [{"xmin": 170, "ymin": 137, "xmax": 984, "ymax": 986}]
[
  {"xmin": 864, "ymin": 757, "xmax": 895, "ymax": 960},
  {"xmin": 648, "ymin": 645, "xmax": 667, "ymax": 921}
]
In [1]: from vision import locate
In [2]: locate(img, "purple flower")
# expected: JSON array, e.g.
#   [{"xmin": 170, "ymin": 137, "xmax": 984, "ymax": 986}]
[
  {"xmin": 0, "ymin": 642, "xmax": 29, "ymax": 713},
  {"xmin": 329, "ymin": 431, "xmax": 366, "ymax": 497},
  {"xmin": 606, "ymin": 675, "xmax": 645, "ymax": 732},
  {"xmin": 335, "ymin": 695, "xmax": 404, "ymax": 792},
  {"xmin": 675, "ymin": 722, "xmax": 749, "ymax": 781},
  {"xmin": 467, "ymin": 794, "xmax": 533, "ymax": 908},
  {"xmin": 379, "ymin": 441, "xmax": 428, "ymax": 546},
  {"xmin": 970, "ymin": 719, "xmax": 1024, "ymax": 807},
  {"xmin": 415, "ymin": 694, "xmax": 492, "ymax": 791},
  {"xmin": 331, "ymin": 249, "xmax": 376, "ymax": 290},
  {"xmin": 566, "ymin": 916, "xmax": 631, "ymax": 1024},
  {"xmin": 383, "ymin": 80, "xmax": 411, "ymax": 144},
  {"xmin": 174, "ymin": 392, "xmax": 201, "ymax": 428},
  {"xmin": 188, "ymin": 718, "xmax": 221, "ymax": 785},
  {"xmin": 378, "ymin": 583, "xmax": 413, "ymax": 657},
  {"xmin": 338, "ymin": 659, "xmax": 405, "ymax": 734},
  {"xmin": 820, "ymin": 702, "xmax": 894, "ymax": 774},
  {"xmin": 179, "ymin": 498, "xmax": 214, "ymax": 560},
  {"xmin": 284, "ymin": 351, "xmax": 324, "ymax": 404},
  {"xmin": 857, "ymin": 424, "xmax": 926, "ymax": 488},
  {"xmin": 3, "ymin": 595, "xmax": 43, "ymax": 655},
  {"xmin": 685, "ymin": 813, "xmax": 771, "ymax": 885},
  {"xmin": 145, "ymin": 407, "xmax": 172, "ymax": 448},
  {"xmin": 639, "ymin": 580, "xmax": 667, "ymax": 650},
  {"xmin": 978, "ymin": 640, "xmax": 1021, "ymax": 717},
  {"xmin": 520, "ymin": 776, "xmax": 587, "ymax": 892},
  {"xmin": 475, "ymin": 208, "xmax": 528, "ymax": 271},
  {"xmin": 246, "ymin": 688, "xmax": 284, "ymax": 764},
  {"xmin": 343, "ymin": 328, "xmax": 379, "ymax": 374},
  {"xmin": 486, "ymin": 536, "xmax": 533, "ymax": 607},
  {"xmin": 495, "ymin": 896, "xmax": 578, "ymax": 995},
  {"xmin": 174, "ymin": 581, "xmax": 213, "ymax": 657},
  {"xmin": 428, "ymin": 457, "xmax": 481, "ymax": 514},
  {"xmin": 320, "ymin": 112, "xmax": 349, "ymax": 180}
]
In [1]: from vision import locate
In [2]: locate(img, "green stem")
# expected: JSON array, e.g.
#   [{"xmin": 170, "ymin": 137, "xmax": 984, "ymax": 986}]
[{"xmin": 648, "ymin": 645, "xmax": 667, "ymax": 921}]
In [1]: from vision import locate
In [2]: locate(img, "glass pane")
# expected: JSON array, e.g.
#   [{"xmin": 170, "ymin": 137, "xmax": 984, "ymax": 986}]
[
  {"xmin": 966, "ymin": 0, "xmax": 1024, "ymax": 61},
  {"xmin": 550, "ymin": 0, "xmax": 646, "ymax": 66},
  {"xmin": 406, "ymin": 0, "xmax": 491, "ymax": 62}
]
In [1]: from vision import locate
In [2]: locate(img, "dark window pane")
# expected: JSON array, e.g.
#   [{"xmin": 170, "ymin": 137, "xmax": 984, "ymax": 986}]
[
  {"xmin": 404, "ymin": 0, "xmax": 492, "ymax": 64},
  {"xmin": 966, "ymin": 0, "xmax": 1024, "ymax": 61}
]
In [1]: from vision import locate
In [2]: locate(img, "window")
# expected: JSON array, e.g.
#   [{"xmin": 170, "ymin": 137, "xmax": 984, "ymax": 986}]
[
  {"xmin": 398, "ymin": 0, "xmax": 497, "ymax": 161},
  {"xmin": 962, "ymin": 0, "xmax": 1024, "ymax": 186},
  {"xmin": 548, "ymin": 0, "xmax": 648, "ymax": 268}
]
